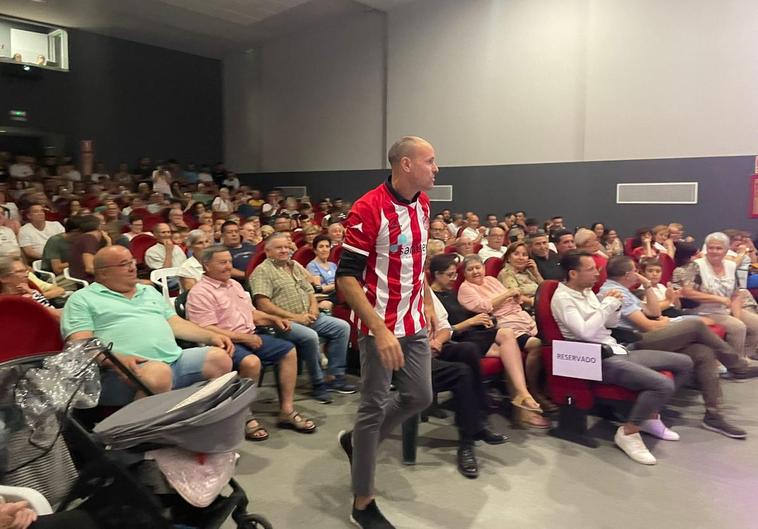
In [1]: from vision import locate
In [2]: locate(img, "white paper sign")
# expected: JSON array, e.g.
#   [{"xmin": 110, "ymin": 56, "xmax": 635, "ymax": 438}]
[{"xmin": 552, "ymin": 340, "xmax": 603, "ymax": 381}]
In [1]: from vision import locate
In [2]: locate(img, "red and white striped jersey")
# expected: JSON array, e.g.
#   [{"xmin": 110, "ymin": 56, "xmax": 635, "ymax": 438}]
[{"xmin": 342, "ymin": 178, "xmax": 430, "ymax": 337}]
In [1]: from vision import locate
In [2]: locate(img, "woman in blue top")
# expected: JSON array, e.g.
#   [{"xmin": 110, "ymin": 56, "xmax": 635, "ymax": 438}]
[{"xmin": 307, "ymin": 235, "xmax": 337, "ymax": 312}]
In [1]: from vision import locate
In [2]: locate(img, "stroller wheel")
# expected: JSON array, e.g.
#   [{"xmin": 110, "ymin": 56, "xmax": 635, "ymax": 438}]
[{"xmin": 239, "ymin": 513, "xmax": 273, "ymax": 529}]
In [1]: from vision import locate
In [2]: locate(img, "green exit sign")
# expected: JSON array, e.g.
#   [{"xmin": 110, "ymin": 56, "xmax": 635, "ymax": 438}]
[{"xmin": 9, "ymin": 110, "xmax": 27, "ymax": 122}]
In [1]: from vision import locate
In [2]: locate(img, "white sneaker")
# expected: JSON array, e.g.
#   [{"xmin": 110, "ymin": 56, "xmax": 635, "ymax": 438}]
[
  {"xmin": 614, "ymin": 426, "xmax": 657, "ymax": 465},
  {"xmin": 639, "ymin": 417, "xmax": 680, "ymax": 441}
]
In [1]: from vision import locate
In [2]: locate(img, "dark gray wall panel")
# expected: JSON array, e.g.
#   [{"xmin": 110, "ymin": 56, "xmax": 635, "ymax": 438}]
[
  {"xmin": 240, "ymin": 155, "xmax": 757, "ymax": 241},
  {"xmin": 0, "ymin": 29, "xmax": 222, "ymax": 169}
]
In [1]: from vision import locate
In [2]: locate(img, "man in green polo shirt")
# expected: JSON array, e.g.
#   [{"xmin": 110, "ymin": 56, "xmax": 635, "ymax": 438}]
[{"xmin": 62, "ymin": 245, "xmax": 234, "ymax": 404}]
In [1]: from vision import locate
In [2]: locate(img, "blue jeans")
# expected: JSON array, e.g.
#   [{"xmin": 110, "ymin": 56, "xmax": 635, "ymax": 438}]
[{"xmin": 278, "ymin": 313, "xmax": 350, "ymax": 385}]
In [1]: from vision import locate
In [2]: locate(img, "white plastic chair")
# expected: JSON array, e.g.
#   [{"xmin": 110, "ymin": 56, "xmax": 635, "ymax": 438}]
[
  {"xmin": 63, "ymin": 267, "xmax": 89, "ymax": 289},
  {"xmin": 150, "ymin": 267, "xmax": 182, "ymax": 304},
  {"xmin": 31, "ymin": 260, "xmax": 56, "ymax": 284},
  {"xmin": 0, "ymin": 485, "xmax": 53, "ymax": 515}
]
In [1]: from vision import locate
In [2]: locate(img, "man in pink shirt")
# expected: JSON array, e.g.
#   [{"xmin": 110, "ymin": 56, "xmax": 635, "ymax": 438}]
[{"xmin": 186, "ymin": 245, "xmax": 316, "ymax": 440}]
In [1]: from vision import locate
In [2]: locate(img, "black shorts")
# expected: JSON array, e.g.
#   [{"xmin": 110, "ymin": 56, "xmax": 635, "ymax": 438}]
[{"xmin": 516, "ymin": 333, "xmax": 531, "ymax": 349}]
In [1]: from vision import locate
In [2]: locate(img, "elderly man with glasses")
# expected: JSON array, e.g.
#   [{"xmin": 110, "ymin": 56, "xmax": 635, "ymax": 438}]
[{"xmin": 61, "ymin": 245, "xmax": 234, "ymax": 405}]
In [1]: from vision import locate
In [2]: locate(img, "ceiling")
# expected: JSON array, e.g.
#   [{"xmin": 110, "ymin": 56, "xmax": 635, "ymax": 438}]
[{"xmin": 0, "ymin": 0, "xmax": 416, "ymax": 59}]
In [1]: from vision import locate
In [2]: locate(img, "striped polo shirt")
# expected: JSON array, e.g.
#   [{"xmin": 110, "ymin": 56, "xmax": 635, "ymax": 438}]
[{"xmin": 342, "ymin": 178, "xmax": 430, "ymax": 337}]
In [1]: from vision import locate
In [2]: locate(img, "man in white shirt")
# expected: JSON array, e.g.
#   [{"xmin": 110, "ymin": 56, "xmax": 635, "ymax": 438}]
[
  {"xmin": 0, "ymin": 215, "xmax": 19, "ymax": 257},
  {"xmin": 145, "ymin": 223, "xmax": 187, "ymax": 271},
  {"xmin": 478, "ymin": 226, "xmax": 507, "ymax": 261},
  {"xmin": 460, "ymin": 214, "xmax": 483, "ymax": 243},
  {"xmin": 447, "ymin": 213, "xmax": 465, "ymax": 237},
  {"xmin": 9, "ymin": 156, "xmax": 34, "ymax": 179},
  {"xmin": 17, "ymin": 204, "xmax": 65, "ymax": 260},
  {"xmin": 551, "ymin": 251, "xmax": 692, "ymax": 465}
]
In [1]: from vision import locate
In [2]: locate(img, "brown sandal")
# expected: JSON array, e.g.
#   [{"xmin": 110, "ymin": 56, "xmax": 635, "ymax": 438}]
[
  {"xmin": 277, "ymin": 410, "xmax": 317, "ymax": 433},
  {"xmin": 517, "ymin": 409, "xmax": 551, "ymax": 429},
  {"xmin": 511, "ymin": 394, "xmax": 543, "ymax": 413},
  {"xmin": 245, "ymin": 418, "xmax": 269, "ymax": 442}
]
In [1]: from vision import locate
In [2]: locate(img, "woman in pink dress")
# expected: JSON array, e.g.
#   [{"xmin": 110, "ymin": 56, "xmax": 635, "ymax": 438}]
[{"xmin": 457, "ymin": 254, "xmax": 551, "ymax": 426}]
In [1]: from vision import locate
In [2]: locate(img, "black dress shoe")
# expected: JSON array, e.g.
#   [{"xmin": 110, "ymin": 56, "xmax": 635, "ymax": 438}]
[
  {"xmin": 474, "ymin": 428, "xmax": 509, "ymax": 445},
  {"xmin": 457, "ymin": 444, "xmax": 479, "ymax": 479}
]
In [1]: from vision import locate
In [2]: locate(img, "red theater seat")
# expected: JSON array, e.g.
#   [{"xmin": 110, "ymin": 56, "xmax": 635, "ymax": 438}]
[
  {"xmin": 245, "ymin": 251, "xmax": 268, "ymax": 278},
  {"xmin": 535, "ymin": 280, "xmax": 673, "ymax": 447},
  {"xmin": 0, "ymin": 296, "xmax": 63, "ymax": 362},
  {"xmin": 129, "ymin": 233, "xmax": 157, "ymax": 265},
  {"xmin": 484, "ymin": 257, "xmax": 503, "ymax": 277},
  {"xmin": 292, "ymin": 246, "xmax": 316, "ymax": 267}
]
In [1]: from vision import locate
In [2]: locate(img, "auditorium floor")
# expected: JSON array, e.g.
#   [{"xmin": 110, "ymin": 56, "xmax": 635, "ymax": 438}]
[{"xmin": 227, "ymin": 376, "xmax": 758, "ymax": 529}]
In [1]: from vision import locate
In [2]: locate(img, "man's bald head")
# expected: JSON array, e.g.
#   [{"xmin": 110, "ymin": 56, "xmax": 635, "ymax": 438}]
[
  {"xmin": 387, "ymin": 136, "xmax": 432, "ymax": 167},
  {"xmin": 93, "ymin": 245, "xmax": 132, "ymax": 271}
]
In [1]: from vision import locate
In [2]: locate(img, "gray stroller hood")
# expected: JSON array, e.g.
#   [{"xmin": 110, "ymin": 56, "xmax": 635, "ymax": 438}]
[{"xmin": 94, "ymin": 372, "xmax": 256, "ymax": 454}]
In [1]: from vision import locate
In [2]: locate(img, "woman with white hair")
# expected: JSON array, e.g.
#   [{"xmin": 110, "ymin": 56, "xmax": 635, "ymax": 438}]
[
  {"xmin": 679, "ymin": 232, "xmax": 758, "ymax": 359},
  {"xmin": 177, "ymin": 229, "xmax": 210, "ymax": 291}
]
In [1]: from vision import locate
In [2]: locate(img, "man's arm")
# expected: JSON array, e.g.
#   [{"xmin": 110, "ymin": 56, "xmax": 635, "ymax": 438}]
[
  {"xmin": 161, "ymin": 243, "xmax": 175, "ymax": 268},
  {"xmin": 20, "ymin": 245, "xmax": 42, "ymax": 261},
  {"xmin": 423, "ymin": 280, "xmax": 436, "ymax": 340},
  {"xmin": 553, "ymin": 293, "xmax": 622, "ymax": 341},
  {"xmin": 50, "ymin": 258, "xmax": 67, "ymax": 275},
  {"xmin": 253, "ymin": 295, "xmax": 306, "ymax": 321},
  {"xmin": 626, "ymin": 310, "xmax": 667, "ymax": 332},
  {"xmin": 167, "ymin": 316, "xmax": 234, "ymax": 353},
  {"xmin": 337, "ymin": 275, "xmax": 404, "ymax": 370},
  {"xmin": 635, "ymin": 274, "xmax": 662, "ymax": 318}
]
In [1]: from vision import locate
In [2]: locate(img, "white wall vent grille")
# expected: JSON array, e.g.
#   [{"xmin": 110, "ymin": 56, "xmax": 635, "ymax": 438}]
[
  {"xmin": 616, "ymin": 182, "xmax": 698, "ymax": 204},
  {"xmin": 427, "ymin": 185, "xmax": 453, "ymax": 201}
]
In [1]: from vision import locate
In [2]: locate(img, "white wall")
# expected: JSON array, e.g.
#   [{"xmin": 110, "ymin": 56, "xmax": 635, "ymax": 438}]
[
  {"xmin": 224, "ymin": 0, "xmax": 758, "ymax": 171},
  {"xmin": 224, "ymin": 11, "xmax": 386, "ymax": 172}
]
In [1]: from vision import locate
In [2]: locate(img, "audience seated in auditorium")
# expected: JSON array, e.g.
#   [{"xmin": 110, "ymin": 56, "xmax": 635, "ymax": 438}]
[
  {"xmin": 0, "ymin": 255, "xmax": 60, "ymax": 319},
  {"xmin": 306, "ymin": 235, "xmax": 338, "ymax": 312},
  {"xmin": 428, "ymin": 289, "xmax": 508, "ymax": 478},
  {"xmin": 177, "ymin": 229, "xmax": 211, "ymax": 291},
  {"xmin": 551, "ymin": 228, "xmax": 576, "ymax": 257},
  {"xmin": 453, "ymin": 235, "xmax": 476, "ymax": 261},
  {"xmin": 220, "ymin": 221, "xmax": 256, "ymax": 281},
  {"xmin": 427, "ymin": 238, "xmax": 445, "ymax": 258},
  {"xmin": 67, "ymin": 214, "xmax": 111, "ymax": 283},
  {"xmin": 461, "ymin": 214, "xmax": 484, "ymax": 242},
  {"xmin": 300, "ymin": 224, "xmax": 320, "ymax": 247},
  {"xmin": 599, "ymin": 255, "xmax": 758, "ymax": 438},
  {"xmin": 250, "ymin": 233, "xmax": 356, "ymax": 403},
  {"xmin": 327, "ymin": 221, "xmax": 345, "ymax": 247},
  {"xmin": 651, "ymin": 224, "xmax": 675, "ymax": 258},
  {"xmin": 185, "ymin": 245, "xmax": 316, "ymax": 440},
  {"xmin": 429, "ymin": 254, "xmax": 552, "ymax": 424},
  {"xmin": 673, "ymin": 232, "xmax": 758, "ymax": 360},
  {"xmin": 447, "ymin": 212, "xmax": 465, "ymax": 237},
  {"xmin": 429, "ymin": 219, "xmax": 452, "ymax": 245},
  {"xmin": 527, "ymin": 232, "xmax": 564, "ymax": 281},
  {"xmin": 638, "ymin": 257, "xmax": 680, "ymax": 315},
  {"xmin": 0, "ymin": 206, "xmax": 20, "ymax": 256},
  {"xmin": 124, "ymin": 214, "xmax": 144, "ymax": 241},
  {"xmin": 145, "ymin": 223, "xmax": 187, "ymax": 273},
  {"xmin": 61, "ymin": 246, "xmax": 234, "ymax": 405},
  {"xmin": 603, "ymin": 227, "xmax": 624, "ymax": 257},
  {"xmin": 18, "ymin": 204, "xmax": 64, "ymax": 261},
  {"xmin": 498, "ymin": 241, "xmax": 543, "ymax": 311},
  {"xmin": 552, "ymin": 251, "xmax": 693, "ymax": 465},
  {"xmin": 478, "ymin": 226, "xmax": 506, "ymax": 260}
]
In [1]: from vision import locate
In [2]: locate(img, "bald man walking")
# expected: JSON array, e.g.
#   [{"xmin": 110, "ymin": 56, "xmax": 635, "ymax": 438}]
[{"xmin": 337, "ymin": 136, "xmax": 438, "ymax": 529}]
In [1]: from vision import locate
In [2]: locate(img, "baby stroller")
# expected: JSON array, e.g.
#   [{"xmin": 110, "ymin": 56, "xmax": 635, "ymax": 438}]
[{"xmin": 0, "ymin": 327, "xmax": 272, "ymax": 529}]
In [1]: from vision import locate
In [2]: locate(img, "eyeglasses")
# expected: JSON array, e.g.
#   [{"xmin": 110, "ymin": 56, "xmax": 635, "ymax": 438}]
[
  {"xmin": 444, "ymin": 271, "xmax": 458, "ymax": 278},
  {"xmin": 95, "ymin": 259, "xmax": 136, "ymax": 270}
]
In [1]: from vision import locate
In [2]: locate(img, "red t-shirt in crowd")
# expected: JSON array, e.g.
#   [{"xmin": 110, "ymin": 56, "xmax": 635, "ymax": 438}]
[{"xmin": 342, "ymin": 178, "xmax": 430, "ymax": 337}]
